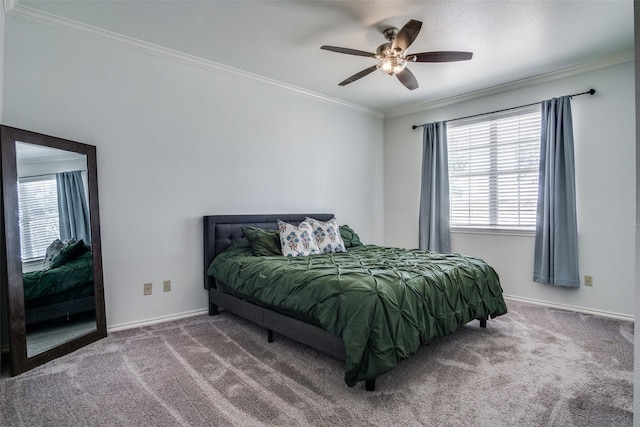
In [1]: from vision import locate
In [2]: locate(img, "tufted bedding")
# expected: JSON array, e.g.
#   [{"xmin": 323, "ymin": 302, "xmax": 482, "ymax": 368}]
[{"xmin": 208, "ymin": 236, "xmax": 507, "ymax": 387}]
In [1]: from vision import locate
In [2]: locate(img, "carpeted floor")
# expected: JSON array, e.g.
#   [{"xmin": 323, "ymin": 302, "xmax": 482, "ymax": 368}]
[{"xmin": 0, "ymin": 300, "xmax": 633, "ymax": 426}]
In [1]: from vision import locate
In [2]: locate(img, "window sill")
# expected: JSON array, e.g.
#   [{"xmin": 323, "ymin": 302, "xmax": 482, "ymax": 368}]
[
  {"xmin": 22, "ymin": 258, "xmax": 45, "ymax": 273},
  {"xmin": 451, "ymin": 227, "xmax": 535, "ymax": 237}
]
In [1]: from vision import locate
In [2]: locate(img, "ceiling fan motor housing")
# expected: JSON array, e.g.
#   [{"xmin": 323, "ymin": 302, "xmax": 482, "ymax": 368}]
[{"xmin": 376, "ymin": 42, "xmax": 393, "ymax": 57}]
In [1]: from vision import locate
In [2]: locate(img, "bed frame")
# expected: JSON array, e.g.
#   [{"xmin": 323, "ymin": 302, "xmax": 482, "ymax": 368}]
[
  {"xmin": 203, "ymin": 213, "xmax": 487, "ymax": 391},
  {"xmin": 202, "ymin": 214, "xmax": 370, "ymax": 385},
  {"xmin": 25, "ymin": 295, "xmax": 95, "ymax": 325}
]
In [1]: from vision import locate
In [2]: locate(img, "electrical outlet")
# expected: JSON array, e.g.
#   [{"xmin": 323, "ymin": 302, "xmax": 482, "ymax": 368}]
[
  {"xmin": 163, "ymin": 280, "xmax": 171, "ymax": 292},
  {"xmin": 584, "ymin": 275, "xmax": 593, "ymax": 286},
  {"xmin": 144, "ymin": 282, "xmax": 152, "ymax": 295}
]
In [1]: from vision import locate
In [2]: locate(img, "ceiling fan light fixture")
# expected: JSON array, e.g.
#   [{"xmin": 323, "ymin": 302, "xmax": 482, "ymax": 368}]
[{"xmin": 378, "ymin": 56, "xmax": 407, "ymax": 75}]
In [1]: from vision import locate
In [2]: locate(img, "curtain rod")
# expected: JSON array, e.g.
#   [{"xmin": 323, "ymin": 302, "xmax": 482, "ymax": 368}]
[{"xmin": 411, "ymin": 88, "xmax": 596, "ymax": 130}]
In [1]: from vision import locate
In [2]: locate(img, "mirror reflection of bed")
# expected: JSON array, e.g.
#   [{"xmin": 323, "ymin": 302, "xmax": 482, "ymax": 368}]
[{"xmin": 15, "ymin": 142, "xmax": 97, "ymax": 357}]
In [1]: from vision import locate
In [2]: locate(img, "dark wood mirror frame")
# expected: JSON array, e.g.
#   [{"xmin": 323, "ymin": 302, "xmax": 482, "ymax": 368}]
[{"xmin": 0, "ymin": 125, "xmax": 106, "ymax": 375}]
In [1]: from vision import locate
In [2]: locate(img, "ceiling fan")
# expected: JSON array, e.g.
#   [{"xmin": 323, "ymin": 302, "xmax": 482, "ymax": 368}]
[{"xmin": 320, "ymin": 19, "xmax": 472, "ymax": 90}]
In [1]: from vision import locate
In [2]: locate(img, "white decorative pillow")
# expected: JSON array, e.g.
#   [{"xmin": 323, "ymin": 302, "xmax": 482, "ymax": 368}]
[
  {"xmin": 307, "ymin": 217, "xmax": 347, "ymax": 254},
  {"xmin": 42, "ymin": 238, "xmax": 77, "ymax": 270},
  {"xmin": 277, "ymin": 219, "xmax": 320, "ymax": 257},
  {"xmin": 42, "ymin": 239, "xmax": 65, "ymax": 270}
]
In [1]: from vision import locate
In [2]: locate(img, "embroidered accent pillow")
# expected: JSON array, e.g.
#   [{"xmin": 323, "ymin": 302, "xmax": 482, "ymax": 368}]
[
  {"xmin": 277, "ymin": 220, "xmax": 320, "ymax": 257},
  {"xmin": 42, "ymin": 239, "xmax": 66, "ymax": 270},
  {"xmin": 50, "ymin": 239, "xmax": 90, "ymax": 269},
  {"xmin": 307, "ymin": 217, "xmax": 346, "ymax": 253},
  {"xmin": 42, "ymin": 237, "xmax": 78, "ymax": 270}
]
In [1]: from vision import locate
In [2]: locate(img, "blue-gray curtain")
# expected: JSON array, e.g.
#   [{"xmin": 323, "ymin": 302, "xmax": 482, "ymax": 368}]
[
  {"xmin": 533, "ymin": 96, "xmax": 579, "ymax": 286},
  {"xmin": 419, "ymin": 121, "xmax": 450, "ymax": 252},
  {"xmin": 57, "ymin": 171, "xmax": 91, "ymax": 246}
]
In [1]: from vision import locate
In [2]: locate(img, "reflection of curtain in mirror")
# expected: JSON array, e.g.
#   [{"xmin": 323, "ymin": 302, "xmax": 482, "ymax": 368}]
[{"xmin": 56, "ymin": 171, "xmax": 91, "ymax": 246}]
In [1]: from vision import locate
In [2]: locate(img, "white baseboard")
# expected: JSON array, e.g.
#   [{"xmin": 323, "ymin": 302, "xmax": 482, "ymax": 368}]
[
  {"xmin": 503, "ymin": 294, "xmax": 634, "ymax": 322},
  {"xmin": 105, "ymin": 296, "xmax": 633, "ymax": 334},
  {"xmin": 107, "ymin": 308, "xmax": 209, "ymax": 333}
]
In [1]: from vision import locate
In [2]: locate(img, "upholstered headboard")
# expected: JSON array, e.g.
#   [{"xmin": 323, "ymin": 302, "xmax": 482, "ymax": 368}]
[{"xmin": 203, "ymin": 213, "xmax": 333, "ymax": 289}]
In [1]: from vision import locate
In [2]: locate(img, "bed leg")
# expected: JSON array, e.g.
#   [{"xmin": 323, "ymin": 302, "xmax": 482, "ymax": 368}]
[
  {"xmin": 209, "ymin": 302, "xmax": 219, "ymax": 316},
  {"xmin": 267, "ymin": 329, "xmax": 274, "ymax": 343},
  {"xmin": 480, "ymin": 319, "xmax": 487, "ymax": 328},
  {"xmin": 365, "ymin": 379, "xmax": 376, "ymax": 392}
]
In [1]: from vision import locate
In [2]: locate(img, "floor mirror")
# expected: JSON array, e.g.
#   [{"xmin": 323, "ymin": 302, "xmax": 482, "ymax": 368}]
[{"xmin": 0, "ymin": 125, "xmax": 106, "ymax": 375}]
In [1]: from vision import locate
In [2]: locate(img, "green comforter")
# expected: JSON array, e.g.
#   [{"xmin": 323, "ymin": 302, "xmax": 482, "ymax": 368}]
[
  {"xmin": 23, "ymin": 251, "xmax": 94, "ymax": 303},
  {"xmin": 209, "ymin": 239, "xmax": 507, "ymax": 387}
]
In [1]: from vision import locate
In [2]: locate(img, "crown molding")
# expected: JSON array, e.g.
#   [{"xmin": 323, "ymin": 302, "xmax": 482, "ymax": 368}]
[
  {"xmin": 6, "ymin": 3, "xmax": 384, "ymax": 119},
  {"xmin": 385, "ymin": 50, "xmax": 634, "ymax": 119},
  {"xmin": 3, "ymin": 0, "xmax": 16, "ymax": 15},
  {"xmin": 7, "ymin": 1, "xmax": 630, "ymax": 122}
]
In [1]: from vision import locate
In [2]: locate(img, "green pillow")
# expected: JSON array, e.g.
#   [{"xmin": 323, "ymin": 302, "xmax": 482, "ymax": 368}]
[
  {"xmin": 242, "ymin": 226, "xmax": 282, "ymax": 256},
  {"xmin": 339, "ymin": 224, "xmax": 363, "ymax": 248},
  {"xmin": 50, "ymin": 239, "xmax": 91, "ymax": 269}
]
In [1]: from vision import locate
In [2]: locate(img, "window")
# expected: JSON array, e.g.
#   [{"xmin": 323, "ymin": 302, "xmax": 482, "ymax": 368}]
[
  {"xmin": 447, "ymin": 106, "xmax": 541, "ymax": 232},
  {"xmin": 17, "ymin": 176, "xmax": 60, "ymax": 261}
]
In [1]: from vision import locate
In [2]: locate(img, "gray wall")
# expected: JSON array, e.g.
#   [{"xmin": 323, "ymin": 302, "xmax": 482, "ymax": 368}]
[{"xmin": 3, "ymin": 15, "xmax": 384, "ymax": 329}]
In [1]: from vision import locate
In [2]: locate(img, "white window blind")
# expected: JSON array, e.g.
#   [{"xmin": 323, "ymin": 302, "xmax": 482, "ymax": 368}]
[
  {"xmin": 447, "ymin": 105, "xmax": 541, "ymax": 231},
  {"xmin": 17, "ymin": 176, "xmax": 60, "ymax": 261}
]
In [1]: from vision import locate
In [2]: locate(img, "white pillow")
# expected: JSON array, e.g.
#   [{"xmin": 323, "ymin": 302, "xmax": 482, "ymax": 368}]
[
  {"xmin": 277, "ymin": 219, "xmax": 320, "ymax": 257},
  {"xmin": 307, "ymin": 217, "xmax": 347, "ymax": 254}
]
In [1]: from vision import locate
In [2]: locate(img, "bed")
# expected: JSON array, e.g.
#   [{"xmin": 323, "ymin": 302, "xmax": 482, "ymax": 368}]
[
  {"xmin": 23, "ymin": 240, "xmax": 95, "ymax": 325},
  {"xmin": 204, "ymin": 214, "xmax": 507, "ymax": 390}
]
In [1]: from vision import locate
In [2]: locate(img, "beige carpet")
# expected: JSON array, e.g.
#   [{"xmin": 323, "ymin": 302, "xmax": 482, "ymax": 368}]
[{"xmin": 0, "ymin": 300, "xmax": 633, "ymax": 426}]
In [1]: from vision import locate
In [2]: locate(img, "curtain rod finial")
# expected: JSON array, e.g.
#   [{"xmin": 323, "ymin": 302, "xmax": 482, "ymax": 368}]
[
  {"xmin": 412, "ymin": 125, "xmax": 418, "ymax": 130},
  {"xmin": 588, "ymin": 88, "xmax": 596, "ymax": 95}
]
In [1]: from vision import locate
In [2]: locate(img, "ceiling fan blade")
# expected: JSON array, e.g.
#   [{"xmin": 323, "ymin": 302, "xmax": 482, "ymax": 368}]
[
  {"xmin": 396, "ymin": 68, "xmax": 419, "ymax": 90},
  {"xmin": 339, "ymin": 65, "xmax": 377, "ymax": 86},
  {"xmin": 411, "ymin": 51, "xmax": 473, "ymax": 62},
  {"xmin": 392, "ymin": 19, "xmax": 422, "ymax": 53},
  {"xmin": 321, "ymin": 45, "xmax": 376, "ymax": 58}
]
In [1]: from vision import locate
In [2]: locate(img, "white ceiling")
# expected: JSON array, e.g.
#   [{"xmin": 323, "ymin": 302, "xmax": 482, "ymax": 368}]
[{"xmin": 12, "ymin": 0, "xmax": 635, "ymax": 115}]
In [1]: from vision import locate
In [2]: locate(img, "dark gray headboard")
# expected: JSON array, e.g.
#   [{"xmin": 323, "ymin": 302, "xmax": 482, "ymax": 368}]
[{"xmin": 203, "ymin": 213, "xmax": 333, "ymax": 289}]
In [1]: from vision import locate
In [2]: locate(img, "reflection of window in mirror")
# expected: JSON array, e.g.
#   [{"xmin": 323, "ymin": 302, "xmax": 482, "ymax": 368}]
[
  {"xmin": 15, "ymin": 142, "xmax": 89, "ymax": 273},
  {"xmin": 18, "ymin": 176, "xmax": 59, "ymax": 270}
]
